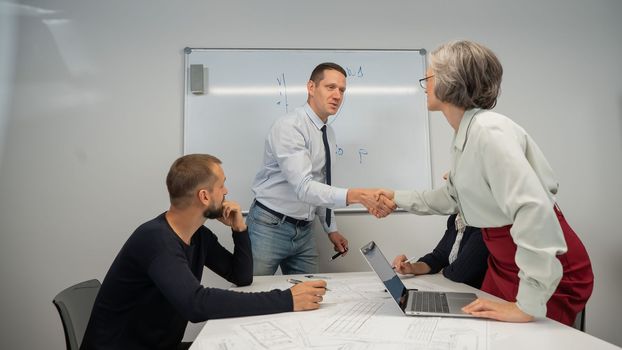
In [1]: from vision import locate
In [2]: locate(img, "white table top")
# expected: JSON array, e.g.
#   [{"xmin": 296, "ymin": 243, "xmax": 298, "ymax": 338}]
[{"xmin": 190, "ymin": 272, "xmax": 619, "ymax": 350}]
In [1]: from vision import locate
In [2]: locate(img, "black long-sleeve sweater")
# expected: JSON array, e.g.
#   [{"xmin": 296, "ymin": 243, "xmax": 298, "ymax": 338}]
[{"xmin": 81, "ymin": 213, "xmax": 292, "ymax": 350}]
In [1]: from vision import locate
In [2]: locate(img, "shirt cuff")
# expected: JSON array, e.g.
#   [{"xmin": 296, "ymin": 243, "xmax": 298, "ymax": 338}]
[
  {"xmin": 322, "ymin": 212, "xmax": 338, "ymax": 233},
  {"xmin": 231, "ymin": 228, "xmax": 249, "ymax": 235},
  {"xmin": 333, "ymin": 187, "xmax": 348, "ymax": 208},
  {"xmin": 515, "ymin": 281, "xmax": 548, "ymax": 318},
  {"xmin": 393, "ymin": 190, "xmax": 411, "ymax": 209}
]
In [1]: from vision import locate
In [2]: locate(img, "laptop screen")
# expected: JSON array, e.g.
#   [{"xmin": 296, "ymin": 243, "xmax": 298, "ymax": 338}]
[{"xmin": 360, "ymin": 241, "xmax": 409, "ymax": 305}]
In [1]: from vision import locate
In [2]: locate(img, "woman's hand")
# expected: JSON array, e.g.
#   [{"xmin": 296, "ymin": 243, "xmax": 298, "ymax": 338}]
[
  {"xmin": 391, "ymin": 255, "xmax": 413, "ymax": 274},
  {"xmin": 462, "ymin": 298, "xmax": 534, "ymax": 323}
]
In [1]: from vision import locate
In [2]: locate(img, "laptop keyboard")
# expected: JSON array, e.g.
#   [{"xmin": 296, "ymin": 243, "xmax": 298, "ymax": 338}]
[{"xmin": 411, "ymin": 292, "xmax": 450, "ymax": 313}]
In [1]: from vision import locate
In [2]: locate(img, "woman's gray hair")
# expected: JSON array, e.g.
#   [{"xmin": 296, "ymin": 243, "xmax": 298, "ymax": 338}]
[{"xmin": 429, "ymin": 40, "xmax": 503, "ymax": 110}]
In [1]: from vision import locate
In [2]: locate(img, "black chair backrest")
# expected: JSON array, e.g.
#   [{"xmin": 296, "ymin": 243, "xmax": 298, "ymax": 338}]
[
  {"xmin": 53, "ymin": 279, "xmax": 101, "ymax": 350},
  {"xmin": 573, "ymin": 308, "xmax": 586, "ymax": 332}
]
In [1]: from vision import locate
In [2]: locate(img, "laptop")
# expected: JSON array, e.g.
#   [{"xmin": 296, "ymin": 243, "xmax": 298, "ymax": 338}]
[{"xmin": 360, "ymin": 240, "xmax": 478, "ymax": 317}]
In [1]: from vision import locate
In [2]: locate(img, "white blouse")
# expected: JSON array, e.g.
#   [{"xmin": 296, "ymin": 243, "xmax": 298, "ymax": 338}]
[{"xmin": 395, "ymin": 108, "xmax": 567, "ymax": 318}]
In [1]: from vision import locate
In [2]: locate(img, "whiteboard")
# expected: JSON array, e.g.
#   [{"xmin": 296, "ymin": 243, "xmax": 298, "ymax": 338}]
[{"xmin": 183, "ymin": 48, "xmax": 431, "ymax": 212}]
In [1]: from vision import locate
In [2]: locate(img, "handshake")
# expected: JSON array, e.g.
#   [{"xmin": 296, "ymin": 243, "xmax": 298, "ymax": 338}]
[{"xmin": 348, "ymin": 189, "xmax": 398, "ymax": 218}]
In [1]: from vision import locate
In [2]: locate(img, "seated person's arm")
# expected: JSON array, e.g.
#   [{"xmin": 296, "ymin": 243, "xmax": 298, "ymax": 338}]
[
  {"xmin": 392, "ymin": 255, "xmax": 432, "ymax": 275},
  {"xmin": 393, "ymin": 215, "xmax": 456, "ymax": 275},
  {"xmin": 203, "ymin": 228, "xmax": 253, "ymax": 287},
  {"xmin": 149, "ymin": 250, "xmax": 328, "ymax": 322},
  {"xmin": 206, "ymin": 200, "xmax": 252, "ymax": 286},
  {"xmin": 148, "ymin": 250, "xmax": 291, "ymax": 322}
]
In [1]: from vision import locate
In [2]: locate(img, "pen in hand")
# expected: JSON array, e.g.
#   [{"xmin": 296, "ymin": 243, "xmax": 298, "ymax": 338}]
[
  {"xmin": 287, "ymin": 278, "xmax": 331, "ymax": 291},
  {"xmin": 330, "ymin": 247, "xmax": 348, "ymax": 261},
  {"xmin": 392, "ymin": 256, "xmax": 417, "ymax": 269}
]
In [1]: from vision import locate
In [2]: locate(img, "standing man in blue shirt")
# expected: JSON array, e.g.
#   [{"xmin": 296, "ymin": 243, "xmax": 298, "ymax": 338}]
[{"xmin": 249, "ymin": 62, "xmax": 384, "ymax": 275}]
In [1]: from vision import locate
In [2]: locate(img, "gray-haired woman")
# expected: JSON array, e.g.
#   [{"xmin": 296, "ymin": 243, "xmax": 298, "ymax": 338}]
[{"xmin": 378, "ymin": 40, "xmax": 593, "ymax": 325}]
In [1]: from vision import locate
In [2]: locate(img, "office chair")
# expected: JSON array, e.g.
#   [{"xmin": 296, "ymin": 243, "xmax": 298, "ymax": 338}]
[
  {"xmin": 573, "ymin": 308, "xmax": 586, "ymax": 332},
  {"xmin": 53, "ymin": 279, "xmax": 101, "ymax": 350}
]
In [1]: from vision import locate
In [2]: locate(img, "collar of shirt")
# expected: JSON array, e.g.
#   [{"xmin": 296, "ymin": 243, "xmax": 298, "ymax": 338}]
[
  {"xmin": 453, "ymin": 108, "xmax": 482, "ymax": 151},
  {"xmin": 303, "ymin": 103, "xmax": 327, "ymax": 130}
]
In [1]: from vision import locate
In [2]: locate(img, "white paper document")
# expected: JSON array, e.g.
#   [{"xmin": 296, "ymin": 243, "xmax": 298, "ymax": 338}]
[{"xmin": 193, "ymin": 274, "xmax": 489, "ymax": 350}]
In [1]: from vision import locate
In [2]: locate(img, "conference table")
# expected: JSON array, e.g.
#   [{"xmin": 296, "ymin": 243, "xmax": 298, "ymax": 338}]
[{"xmin": 190, "ymin": 272, "xmax": 619, "ymax": 350}]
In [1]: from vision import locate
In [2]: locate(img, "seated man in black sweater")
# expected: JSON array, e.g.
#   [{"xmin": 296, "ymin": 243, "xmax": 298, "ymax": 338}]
[
  {"xmin": 81, "ymin": 154, "xmax": 327, "ymax": 350},
  {"xmin": 392, "ymin": 213, "xmax": 489, "ymax": 289}
]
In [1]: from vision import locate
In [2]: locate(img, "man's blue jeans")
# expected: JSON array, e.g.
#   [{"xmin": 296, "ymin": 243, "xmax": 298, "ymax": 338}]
[{"xmin": 247, "ymin": 202, "xmax": 319, "ymax": 275}]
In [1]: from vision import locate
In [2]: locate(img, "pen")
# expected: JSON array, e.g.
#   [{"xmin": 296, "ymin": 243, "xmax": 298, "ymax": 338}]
[
  {"xmin": 392, "ymin": 256, "xmax": 417, "ymax": 269},
  {"xmin": 330, "ymin": 248, "xmax": 348, "ymax": 261},
  {"xmin": 304, "ymin": 274, "xmax": 331, "ymax": 279},
  {"xmin": 287, "ymin": 278, "xmax": 331, "ymax": 291},
  {"xmin": 287, "ymin": 278, "xmax": 304, "ymax": 284}
]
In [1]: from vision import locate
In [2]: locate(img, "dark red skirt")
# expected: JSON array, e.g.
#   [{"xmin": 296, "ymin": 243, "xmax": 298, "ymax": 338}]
[{"xmin": 480, "ymin": 205, "xmax": 594, "ymax": 326}]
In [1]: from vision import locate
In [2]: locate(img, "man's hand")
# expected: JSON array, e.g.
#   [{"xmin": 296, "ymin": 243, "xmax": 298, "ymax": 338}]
[
  {"xmin": 291, "ymin": 280, "xmax": 327, "ymax": 311},
  {"xmin": 348, "ymin": 188, "xmax": 397, "ymax": 218},
  {"xmin": 328, "ymin": 231, "xmax": 348, "ymax": 255},
  {"xmin": 462, "ymin": 298, "xmax": 535, "ymax": 323},
  {"xmin": 217, "ymin": 201, "xmax": 247, "ymax": 232},
  {"xmin": 376, "ymin": 193, "xmax": 397, "ymax": 218},
  {"xmin": 364, "ymin": 189, "xmax": 396, "ymax": 218}
]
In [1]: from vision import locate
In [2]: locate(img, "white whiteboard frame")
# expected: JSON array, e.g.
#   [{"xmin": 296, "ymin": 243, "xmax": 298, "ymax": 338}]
[{"xmin": 183, "ymin": 47, "xmax": 431, "ymax": 213}]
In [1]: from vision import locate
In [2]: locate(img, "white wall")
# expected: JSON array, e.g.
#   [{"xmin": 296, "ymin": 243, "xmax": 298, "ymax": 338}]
[{"xmin": 0, "ymin": 0, "xmax": 620, "ymax": 348}]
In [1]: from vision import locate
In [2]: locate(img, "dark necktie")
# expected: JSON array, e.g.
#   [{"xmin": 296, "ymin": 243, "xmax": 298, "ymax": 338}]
[{"xmin": 321, "ymin": 125, "xmax": 332, "ymax": 227}]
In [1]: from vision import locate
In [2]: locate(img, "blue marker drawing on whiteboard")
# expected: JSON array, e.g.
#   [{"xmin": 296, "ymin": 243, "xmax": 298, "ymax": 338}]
[
  {"xmin": 358, "ymin": 148, "xmax": 368, "ymax": 163},
  {"xmin": 346, "ymin": 66, "xmax": 364, "ymax": 78},
  {"xmin": 276, "ymin": 73, "xmax": 289, "ymax": 113}
]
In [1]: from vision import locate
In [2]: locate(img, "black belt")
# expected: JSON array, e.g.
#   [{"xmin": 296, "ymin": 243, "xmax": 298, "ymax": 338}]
[{"xmin": 255, "ymin": 201, "xmax": 312, "ymax": 227}]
